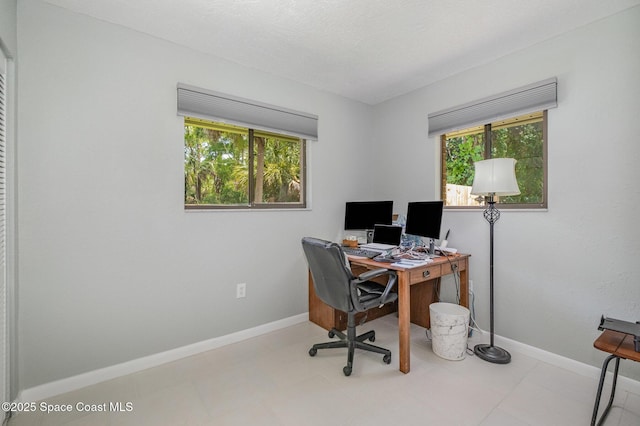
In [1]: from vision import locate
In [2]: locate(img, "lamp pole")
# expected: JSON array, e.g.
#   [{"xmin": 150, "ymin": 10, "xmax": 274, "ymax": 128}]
[{"xmin": 474, "ymin": 193, "xmax": 511, "ymax": 364}]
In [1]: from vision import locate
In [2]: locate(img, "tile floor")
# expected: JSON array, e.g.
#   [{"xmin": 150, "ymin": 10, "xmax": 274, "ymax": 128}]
[{"xmin": 8, "ymin": 315, "xmax": 640, "ymax": 426}]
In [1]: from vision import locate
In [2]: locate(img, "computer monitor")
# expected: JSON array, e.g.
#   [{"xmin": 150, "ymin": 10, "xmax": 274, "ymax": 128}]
[
  {"xmin": 344, "ymin": 201, "xmax": 393, "ymax": 242},
  {"xmin": 405, "ymin": 201, "xmax": 444, "ymax": 254}
]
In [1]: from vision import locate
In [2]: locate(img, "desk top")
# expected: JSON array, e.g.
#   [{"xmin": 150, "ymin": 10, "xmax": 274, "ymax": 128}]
[{"xmin": 348, "ymin": 252, "xmax": 470, "ymax": 271}]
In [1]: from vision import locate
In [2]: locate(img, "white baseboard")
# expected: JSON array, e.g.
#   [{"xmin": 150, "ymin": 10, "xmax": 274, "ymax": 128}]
[
  {"xmin": 18, "ymin": 313, "xmax": 308, "ymax": 403},
  {"xmin": 18, "ymin": 315, "xmax": 640, "ymax": 403},
  {"xmin": 494, "ymin": 333, "xmax": 640, "ymax": 395}
]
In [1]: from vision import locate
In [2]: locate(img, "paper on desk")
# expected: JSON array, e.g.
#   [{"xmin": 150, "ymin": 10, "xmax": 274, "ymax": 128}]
[
  {"xmin": 390, "ymin": 259, "xmax": 431, "ymax": 268},
  {"xmin": 437, "ymin": 246, "xmax": 457, "ymax": 254}
]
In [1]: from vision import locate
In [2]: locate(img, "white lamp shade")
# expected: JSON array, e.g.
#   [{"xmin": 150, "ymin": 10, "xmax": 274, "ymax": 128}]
[{"xmin": 471, "ymin": 158, "xmax": 521, "ymax": 196}]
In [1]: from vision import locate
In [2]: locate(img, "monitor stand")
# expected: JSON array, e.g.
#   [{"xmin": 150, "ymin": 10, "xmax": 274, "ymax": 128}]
[
  {"xmin": 428, "ymin": 238, "xmax": 435, "ymax": 257},
  {"xmin": 423, "ymin": 238, "xmax": 441, "ymax": 259},
  {"xmin": 366, "ymin": 230, "xmax": 374, "ymax": 244}
]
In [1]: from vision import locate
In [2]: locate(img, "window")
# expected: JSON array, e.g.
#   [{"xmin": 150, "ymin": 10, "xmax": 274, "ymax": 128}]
[
  {"xmin": 184, "ymin": 117, "xmax": 306, "ymax": 209},
  {"xmin": 441, "ymin": 111, "xmax": 547, "ymax": 208},
  {"xmin": 177, "ymin": 84, "xmax": 317, "ymax": 210},
  {"xmin": 429, "ymin": 78, "xmax": 556, "ymax": 209}
]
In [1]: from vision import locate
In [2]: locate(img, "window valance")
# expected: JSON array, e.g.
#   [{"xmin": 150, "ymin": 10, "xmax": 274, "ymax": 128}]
[
  {"xmin": 177, "ymin": 83, "xmax": 318, "ymax": 140},
  {"xmin": 428, "ymin": 78, "xmax": 557, "ymax": 137}
]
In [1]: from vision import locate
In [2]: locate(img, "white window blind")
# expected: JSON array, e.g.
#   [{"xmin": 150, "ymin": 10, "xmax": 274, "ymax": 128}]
[
  {"xmin": 428, "ymin": 78, "xmax": 557, "ymax": 137},
  {"xmin": 177, "ymin": 84, "xmax": 318, "ymax": 140}
]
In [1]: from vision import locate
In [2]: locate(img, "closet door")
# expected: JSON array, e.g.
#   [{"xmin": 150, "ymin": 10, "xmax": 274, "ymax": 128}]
[{"xmin": 0, "ymin": 50, "xmax": 7, "ymax": 408}]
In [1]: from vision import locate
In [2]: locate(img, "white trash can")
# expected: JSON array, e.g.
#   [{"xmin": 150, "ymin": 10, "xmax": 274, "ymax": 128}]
[{"xmin": 429, "ymin": 302, "xmax": 470, "ymax": 360}]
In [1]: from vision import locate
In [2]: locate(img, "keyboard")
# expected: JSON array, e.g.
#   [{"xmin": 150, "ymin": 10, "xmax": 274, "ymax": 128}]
[
  {"xmin": 342, "ymin": 248, "xmax": 381, "ymax": 258},
  {"xmin": 360, "ymin": 243, "xmax": 397, "ymax": 251}
]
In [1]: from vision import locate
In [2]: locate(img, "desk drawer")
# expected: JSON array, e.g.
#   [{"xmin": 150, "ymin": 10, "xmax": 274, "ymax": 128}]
[
  {"xmin": 441, "ymin": 257, "xmax": 466, "ymax": 275},
  {"xmin": 441, "ymin": 261, "xmax": 456, "ymax": 276},
  {"xmin": 407, "ymin": 265, "xmax": 441, "ymax": 285}
]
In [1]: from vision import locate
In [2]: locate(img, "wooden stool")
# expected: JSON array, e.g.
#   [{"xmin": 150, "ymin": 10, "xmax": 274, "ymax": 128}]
[{"xmin": 591, "ymin": 330, "xmax": 640, "ymax": 426}]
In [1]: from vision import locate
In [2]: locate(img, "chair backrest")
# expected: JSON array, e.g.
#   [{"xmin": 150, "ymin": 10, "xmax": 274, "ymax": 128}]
[{"xmin": 301, "ymin": 237, "xmax": 354, "ymax": 313}]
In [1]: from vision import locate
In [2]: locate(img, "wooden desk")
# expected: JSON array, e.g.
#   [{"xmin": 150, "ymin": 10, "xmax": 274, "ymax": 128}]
[
  {"xmin": 308, "ymin": 253, "xmax": 470, "ymax": 374},
  {"xmin": 591, "ymin": 330, "xmax": 640, "ymax": 425}
]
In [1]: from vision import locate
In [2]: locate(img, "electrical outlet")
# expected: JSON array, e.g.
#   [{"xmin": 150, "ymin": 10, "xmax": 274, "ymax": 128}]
[{"xmin": 236, "ymin": 283, "xmax": 246, "ymax": 298}]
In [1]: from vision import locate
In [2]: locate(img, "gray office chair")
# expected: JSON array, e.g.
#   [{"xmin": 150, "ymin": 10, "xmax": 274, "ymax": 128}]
[{"xmin": 301, "ymin": 237, "xmax": 398, "ymax": 376}]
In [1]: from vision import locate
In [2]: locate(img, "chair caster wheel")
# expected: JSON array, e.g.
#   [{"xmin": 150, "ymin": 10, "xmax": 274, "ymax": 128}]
[
  {"xmin": 309, "ymin": 347, "xmax": 317, "ymax": 357},
  {"xmin": 343, "ymin": 366, "xmax": 352, "ymax": 376},
  {"xmin": 383, "ymin": 354, "xmax": 391, "ymax": 364},
  {"xmin": 369, "ymin": 335, "xmax": 376, "ymax": 342},
  {"xmin": 328, "ymin": 330, "xmax": 335, "ymax": 338}
]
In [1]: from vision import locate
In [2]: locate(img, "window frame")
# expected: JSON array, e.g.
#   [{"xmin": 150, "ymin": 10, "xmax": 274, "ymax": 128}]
[
  {"xmin": 440, "ymin": 110, "xmax": 548, "ymax": 210},
  {"xmin": 184, "ymin": 117, "xmax": 307, "ymax": 210}
]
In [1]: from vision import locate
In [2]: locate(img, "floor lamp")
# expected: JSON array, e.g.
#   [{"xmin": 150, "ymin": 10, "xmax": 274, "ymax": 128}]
[{"xmin": 470, "ymin": 158, "xmax": 520, "ymax": 364}]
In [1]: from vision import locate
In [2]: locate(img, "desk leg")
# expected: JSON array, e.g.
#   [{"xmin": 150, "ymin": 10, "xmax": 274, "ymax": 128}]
[
  {"xmin": 459, "ymin": 262, "xmax": 469, "ymax": 309},
  {"xmin": 398, "ymin": 272, "xmax": 410, "ymax": 374}
]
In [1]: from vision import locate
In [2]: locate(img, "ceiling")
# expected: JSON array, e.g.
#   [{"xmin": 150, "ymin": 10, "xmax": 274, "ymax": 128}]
[{"xmin": 42, "ymin": 0, "xmax": 640, "ymax": 105}]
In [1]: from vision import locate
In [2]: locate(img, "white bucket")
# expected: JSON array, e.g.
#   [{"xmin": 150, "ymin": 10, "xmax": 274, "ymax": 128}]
[{"xmin": 429, "ymin": 302, "xmax": 470, "ymax": 360}]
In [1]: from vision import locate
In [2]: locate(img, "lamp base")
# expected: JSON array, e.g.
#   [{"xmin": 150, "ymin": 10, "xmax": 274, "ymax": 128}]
[{"xmin": 474, "ymin": 344, "xmax": 511, "ymax": 364}]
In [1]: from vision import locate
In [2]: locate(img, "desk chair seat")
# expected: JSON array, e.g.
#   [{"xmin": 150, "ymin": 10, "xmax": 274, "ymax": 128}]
[{"xmin": 302, "ymin": 237, "xmax": 398, "ymax": 376}]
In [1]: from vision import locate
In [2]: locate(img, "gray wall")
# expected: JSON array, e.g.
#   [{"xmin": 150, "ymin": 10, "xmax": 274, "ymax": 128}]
[
  {"xmin": 15, "ymin": 0, "xmax": 640, "ymax": 391},
  {"xmin": 17, "ymin": 0, "xmax": 376, "ymax": 389},
  {"xmin": 0, "ymin": 0, "xmax": 17, "ymax": 57},
  {"xmin": 371, "ymin": 6, "xmax": 640, "ymax": 380}
]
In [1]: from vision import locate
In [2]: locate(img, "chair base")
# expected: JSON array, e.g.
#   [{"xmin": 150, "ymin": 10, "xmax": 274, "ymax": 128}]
[{"xmin": 309, "ymin": 323, "xmax": 392, "ymax": 376}]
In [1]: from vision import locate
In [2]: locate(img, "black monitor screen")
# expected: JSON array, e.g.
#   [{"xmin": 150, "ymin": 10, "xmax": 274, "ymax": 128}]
[
  {"xmin": 405, "ymin": 201, "xmax": 444, "ymax": 240},
  {"xmin": 373, "ymin": 224, "xmax": 403, "ymax": 246},
  {"xmin": 344, "ymin": 201, "xmax": 393, "ymax": 231}
]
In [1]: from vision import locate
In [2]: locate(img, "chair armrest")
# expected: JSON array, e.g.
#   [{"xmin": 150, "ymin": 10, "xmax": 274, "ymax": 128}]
[
  {"xmin": 353, "ymin": 269, "xmax": 397, "ymax": 307},
  {"xmin": 354, "ymin": 268, "xmax": 393, "ymax": 283}
]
